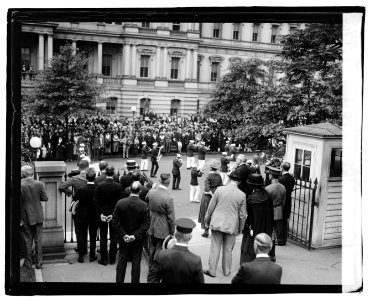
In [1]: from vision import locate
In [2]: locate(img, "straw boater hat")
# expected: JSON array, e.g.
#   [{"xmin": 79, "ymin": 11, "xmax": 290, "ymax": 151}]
[
  {"xmin": 222, "ymin": 152, "xmax": 227, "ymax": 156},
  {"xmin": 208, "ymin": 159, "xmax": 220, "ymax": 170},
  {"xmin": 247, "ymin": 174, "xmax": 265, "ymax": 187},
  {"xmin": 125, "ymin": 160, "xmax": 137, "ymax": 169},
  {"xmin": 142, "ymin": 141, "xmax": 147, "ymax": 145},
  {"xmin": 176, "ymin": 153, "xmax": 182, "ymax": 158}
]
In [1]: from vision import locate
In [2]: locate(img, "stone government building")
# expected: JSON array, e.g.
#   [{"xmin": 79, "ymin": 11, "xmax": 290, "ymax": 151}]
[{"xmin": 21, "ymin": 22, "xmax": 306, "ymax": 117}]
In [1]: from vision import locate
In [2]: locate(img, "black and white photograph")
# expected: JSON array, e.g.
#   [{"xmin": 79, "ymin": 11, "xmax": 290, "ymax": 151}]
[{"xmin": 4, "ymin": 1, "xmax": 365, "ymax": 296}]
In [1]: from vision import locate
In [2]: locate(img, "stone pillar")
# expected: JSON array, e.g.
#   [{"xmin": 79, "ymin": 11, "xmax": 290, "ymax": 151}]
[
  {"xmin": 186, "ymin": 49, "xmax": 191, "ymax": 80},
  {"xmin": 221, "ymin": 23, "xmax": 233, "ymax": 40},
  {"xmin": 162, "ymin": 47, "xmax": 168, "ymax": 78},
  {"xmin": 34, "ymin": 161, "xmax": 66, "ymax": 258},
  {"xmin": 261, "ymin": 23, "xmax": 271, "ymax": 43},
  {"xmin": 202, "ymin": 23, "xmax": 212, "ymax": 38},
  {"xmin": 156, "ymin": 46, "xmax": 161, "ymax": 78},
  {"xmin": 124, "ymin": 44, "xmax": 130, "ymax": 76},
  {"xmin": 192, "ymin": 49, "xmax": 198, "ymax": 80},
  {"xmin": 280, "ymin": 23, "xmax": 290, "ymax": 35},
  {"xmin": 38, "ymin": 34, "xmax": 45, "ymax": 71},
  {"xmin": 131, "ymin": 44, "xmax": 137, "ymax": 77},
  {"xmin": 97, "ymin": 42, "xmax": 103, "ymax": 74},
  {"xmin": 47, "ymin": 34, "xmax": 53, "ymax": 67},
  {"xmin": 71, "ymin": 40, "xmax": 77, "ymax": 56},
  {"xmin": 241, "ymin": 23, "xmax": 252, "ymax": 41}
]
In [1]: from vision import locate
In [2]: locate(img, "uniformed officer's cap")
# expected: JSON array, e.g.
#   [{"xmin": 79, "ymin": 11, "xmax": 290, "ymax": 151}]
[
  {"xmin": 175, "ymin": 218, "xmax": 196, "ymax": 234},
  {"xmin": 222, "ymin": 152, "xmax": 227, "ymax": 156}
]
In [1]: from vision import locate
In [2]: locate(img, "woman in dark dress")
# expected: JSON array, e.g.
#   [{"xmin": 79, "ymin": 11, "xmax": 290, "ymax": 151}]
[
  {"xmin": 240, "ymin": 173, "xmax": 274, "ymax": 264},
  {"xmin": 198, "ymin": 159, "xmax": 223, "ymax": 238}
]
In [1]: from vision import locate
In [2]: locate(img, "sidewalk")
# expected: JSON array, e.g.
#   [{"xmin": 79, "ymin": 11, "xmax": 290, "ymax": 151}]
[{"xmin": 40, "ymin": 220, "xmax": 341, "ymax": 285}]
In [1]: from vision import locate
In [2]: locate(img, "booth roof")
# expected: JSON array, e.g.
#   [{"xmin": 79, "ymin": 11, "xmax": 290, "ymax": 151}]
[{"xmin": 283, "ymin": 122, "xmax": 342, "ymax": 138}]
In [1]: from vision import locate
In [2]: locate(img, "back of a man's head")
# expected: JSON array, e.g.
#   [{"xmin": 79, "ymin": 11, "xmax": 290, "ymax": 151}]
[
  {"xmin": 86, "ymin": 168, "xmax": 96, "ymax": 182},
  {"xmin": 99, "ymin": 161, "xmax": 108, "ymax": 171},
  {"xmin": 78, "ymin": 159, "xmax": 89, "ymax": 171},
  {"xmin": 132, "ymin": 169, "xmax": 141, "ymax": 182},
  {"xmin": 159, "ymin": 173, "xmax": 171, "ymax": 186},
  {"xmin": 281, "ymin": 162, "xmax": 291, "ymax": 172},
  {"xmin": 105, "ymin": 165, "xmax": 115, "ymax": 177},
  {"xmin": 253, "ymin": 233, "xmax": 273, "ymax": 255},
  {"xmin": 130, "ymin": 181, "xmax": 142, "ymax": 194},
  {"xmin": 21, "ymin": 165, "xmax": 33, "ymax": 178}
]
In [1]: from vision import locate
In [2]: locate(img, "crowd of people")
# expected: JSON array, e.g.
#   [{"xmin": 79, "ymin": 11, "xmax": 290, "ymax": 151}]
[
  {"xmin": 21, "ymin": 137, "xmax": 294, "ymax": 284},
  {"xmin": 21, "ymin": 112, "xmax": 257, "ymax": 163}
]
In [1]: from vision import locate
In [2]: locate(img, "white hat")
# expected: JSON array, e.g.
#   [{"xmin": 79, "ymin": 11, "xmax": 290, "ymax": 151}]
[
  {"xmin": 200, "ymin": 141, "xmax": 205, "ymax": 145},
  {"xmin": 231, "ymin": 143, "xmax": 236, "ymax": 147},
  {"xmin": 222, "ymin": 152, "xmax": 227, "ymax": 156},
  {"xmin": 176, "ymin": 153, "xmax": 182, "ymax": 158},
  {"xmin": 142, "ymin": 141, "xmax": 147, "ymax": 144},
  {"xmin": 190, "ymin": 140, "xmax": 194, "ymax": 143},
  {"xmin": 247, "ymin": 159, "xmax": 253, "ymax": 164}
]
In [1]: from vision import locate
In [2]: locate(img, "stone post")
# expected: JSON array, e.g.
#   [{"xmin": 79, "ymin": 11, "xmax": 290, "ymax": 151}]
[{"xmin": 35, "ymin": 161, "xmax": 66, "ymax": 258}]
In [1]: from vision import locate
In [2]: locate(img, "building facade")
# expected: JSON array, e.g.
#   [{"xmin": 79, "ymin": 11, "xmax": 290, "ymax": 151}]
[{"xmin": 21, "ymin": 22, "xmax": 306, "ymax": 117}]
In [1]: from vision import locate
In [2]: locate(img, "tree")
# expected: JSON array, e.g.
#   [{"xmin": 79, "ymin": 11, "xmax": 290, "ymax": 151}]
[{"xmin": 24, "ymin": 43, "xmax": 105, "ymax": 135}]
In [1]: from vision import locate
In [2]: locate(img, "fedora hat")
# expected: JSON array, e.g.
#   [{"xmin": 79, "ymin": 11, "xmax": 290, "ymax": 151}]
[
  {"xmin": 268, "ymin": 166, "xmax": 282, "ymax": 176},
  {"xmin": 208, "ymin": 159, "xmax": 220, "ymax": 170},
  {"xmin": 247, "ymin": 174, "xmax": 265, "ymax": 187}
]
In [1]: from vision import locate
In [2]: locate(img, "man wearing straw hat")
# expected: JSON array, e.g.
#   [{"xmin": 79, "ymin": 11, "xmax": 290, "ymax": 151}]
[
  {"xmin": 172, "ymin": 153, "xmax": 183, "ymax": 190},
  {"xmin": 186, "ymin": 140, "xmax": 196, "ymax": 169},
  {"xmin": 140, "ymin": 141, "xmax": 150, "ymax": 171}
]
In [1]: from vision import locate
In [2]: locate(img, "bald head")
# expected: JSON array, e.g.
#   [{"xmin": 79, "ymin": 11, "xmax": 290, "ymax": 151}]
[
  {"xmin": 281, "ymin": 162, "xmax": 291, "ymax": 172},
  {"xmin": 105, "ymin": 165, "xmax": 115, "ymax": 177},
  {"xmin": 130, "ymin": 181, "xmax": 142, "ymax": 195},
  {"xmin": 254, "ymin": 233, "xmax": 273, "ymax": 255}
]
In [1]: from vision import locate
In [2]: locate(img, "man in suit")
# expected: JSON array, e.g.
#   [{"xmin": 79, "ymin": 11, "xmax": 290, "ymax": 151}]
[
  {"xmin": 150, "ymin": 142, "xmax": 160, "ymax": 178},
  {"xmin": 95, "ymin": 160, "xmax": 119, "ymax": 184},
  {"xmin": 278, "ymin": 162, "xmax": 295, "ymax": 246},
  {"xmin": 146, "ymin": 173, "xmax": 175, "ymax": 278},
  {"xmin": 73, "ymin": 168, "xmax": 98, "ymax": 263},
  {"xmin": 21, "ymin": 165, "xmax": 49, "ymax": 269},
  {"xmin": 172, "ymin": 153, "xmax": 183, "ymax": 190},
  {"xmin": 235, "ymin": 154, "xmax": 254, "ymax": 199},
  {"xmin": 220, "ymin": 152, "xmax": 230, "ymax": 185},
  {"xmin": 124, "ymin": 169, "xmax": 149, "ymax": 203},
  {"xmin": 232, "ymin": 233, "xmax": 282, "ymax": 284},
  {"xmin": 112, "ymin": 181, "xmax": 150, "ymax": 283},
  {"xmin": 93, "ymin": 165, "xmax": 124, "ymax": 265},
  {"xmin": 119, "ymin": 160, "xmax": 138, "ymax": 189},
  {"xmin": 197, "ymin": 141, "xmax": 208, "ymax": 170},
  {"xmin": 203, "ymin": 170, "xmax": 246, "ymax": 278},
  {"xmin": 147, "ymin": 218, "xmax": 204, "ymax": 284},
  {"xmin": 59, "ymin": 159, "xmax": 89, "ymax": 197}
]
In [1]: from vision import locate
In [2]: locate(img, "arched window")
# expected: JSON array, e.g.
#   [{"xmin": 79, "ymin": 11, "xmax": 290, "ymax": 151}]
[
  {"xmin": 170, "ymin": 99, "xmax": 180, "ymax": 116},
  {"xmin": 140, "ymin": 98, "xmax": 151, "ymax": 116}
]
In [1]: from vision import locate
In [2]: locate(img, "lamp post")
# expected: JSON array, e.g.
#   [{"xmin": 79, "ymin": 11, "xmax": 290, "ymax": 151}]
[
  {"xmin": 131, "ymin": 106, "xmax": 137, "ymax": 139},
  {"xmin": 29, "ymin": 136, "xmax": 42, "ymax": 179}
]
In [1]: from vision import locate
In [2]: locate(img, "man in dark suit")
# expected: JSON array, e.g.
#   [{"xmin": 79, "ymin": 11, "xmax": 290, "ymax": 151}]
[
  {"xmin": 112, "ymin": 181, "xmax": 150, "ymax": 283},
  {"xmin": 235, "ymin": 154, "xmax": 254, "ymax": 199},
  {"xmin": 146, "ymin": 173, "xmax": 175, "ymax": 276},
  {"xmin": 186, "ymin": 140, "xmax": 196, "ymax": 169},
  {"xmin": 278, "ymin": 162, "xmax": 296, "ymax": 246},
  {"xmin": 172, "ymin": 153, "xmax": 183, "ymax": 190},
  {"xmin": 150, "ymin": 142, "xmax": 160, "ymax": 178},
  {"xmin": 147, "ymin": 218, "xmax": 204, "ymax": 283},
  {"xmin": 59, "ymin": 159, "xmax": 89, "ymax": 197},
  {"xmin": 21, "ymin": 166, "xmax": 49, "ymax": 269},
  {"xmin": 119, "ymin": 160, "xmax": 138, "ymax": 189},
  {"xmin": 232, "ymin": 233, "xmax": 282, "ymax": 284},
  {"xmin": 95, "ymin": 160, "xmax": 119, "ymax": 184},
  {"xmin": 73, "ymin": 168, "xmax": 98, "ymax": 263},
  {"xmin": 93, "ymin": 165, "xmax": 124, "ymax": 265},
  {"xmin": 124, "ymin": 169, "xmax": 149, "ymax": 203}
]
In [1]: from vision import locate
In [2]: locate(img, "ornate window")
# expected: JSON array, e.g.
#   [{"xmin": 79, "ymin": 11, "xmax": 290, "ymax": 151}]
[
  {"xmin": 209, "ymin": 56, "xmax": 224, "ymax": 82},
  {"xmin": 140, "ymin": 55, "xmax": 150, "ymax": 78},
  {"xmin": 170, "ymin": 57, "xmax": 180, "ymax": 79},
  {"xmin": 140, "ymin": 98, "xmax": 151, "ymax": 116},
  {"xmin": 102, "ymin": 54, "xmax": 112, "ymax": 76},
  {"xmin": 170, "ymin": 99, "xmax": 180, "ymax": 115},
  {"xmin": 106, "ymin": 97, "xmax": 117, "ymax": 114}
]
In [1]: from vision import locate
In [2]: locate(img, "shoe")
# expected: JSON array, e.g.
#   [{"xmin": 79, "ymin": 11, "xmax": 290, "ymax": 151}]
[
  {"xmin": 74, "ymin": 247, "xmax": 79, "ymax": 253},
  {"xmin": 78, "ymin": 257, "xmax": 84, "ymax": 263},
  {"xmin": 176, "ymin": 188, "xmax": 181, "ymax": 190},
  {"xmin": 110, "ymin": 259, "xmax": 116, "ymax": 265},
  {"xmin": 89, "ymin": 256, "xmax": 97, "ymax": 262},
  {"xmin": 203, "ymin": 270, "xmax": 215, "ymax": 278},
  {"xmin": 201, "ymin": 232, "xmax": 209, "ymax": 238},
  {"xmin": 194, "ymin": 200, "xmax": 200, "ymax": 203},
  {"xmin": 98, "ymin": 259, "xmax": 108, "ymax": 266}
]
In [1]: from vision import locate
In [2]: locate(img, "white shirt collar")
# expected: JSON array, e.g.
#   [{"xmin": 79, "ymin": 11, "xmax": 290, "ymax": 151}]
[
  {"xmin": 175, "ymin": 242, "xmax": 188, "ymax": 248},
  {"xmin": 256, "ymin": 253, "xmax": 270, "ymax": 258},
  {"xmin": 87, "ymin": 182, "xmax": 95, "ymax": 185},
  {"xmin": 159, "ymin": 184, "xmax": 167, "ymax": 190},
  {"xmin": 282, "ymin": 171, "xmax": 290, "ymax": 175}
]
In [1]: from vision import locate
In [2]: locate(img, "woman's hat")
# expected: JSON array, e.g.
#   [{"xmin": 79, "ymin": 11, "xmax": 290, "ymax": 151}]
[
  {"xmin": 208, "ymin": 159, "xmax": 220, "ymax": 170},
  {"xmin": 247, "ymin": 174, "xmax": 265, "ymax": 187}
]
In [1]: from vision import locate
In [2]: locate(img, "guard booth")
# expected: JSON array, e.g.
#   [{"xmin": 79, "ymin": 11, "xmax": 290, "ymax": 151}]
[{"xmin": 283, "ymin": 122, "xmax": 342, "ymax": 249}]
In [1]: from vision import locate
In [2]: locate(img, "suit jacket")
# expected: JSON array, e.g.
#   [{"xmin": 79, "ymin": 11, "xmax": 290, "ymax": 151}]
[
  {"xmin": 124, "ymin": 184, "xmax": 149, "ymax": 203},
  {"xmin": 147, "ymin": 245, "xmax": 204, "ymax": 284},
  {"xmin": 59, "ymin": 172, "xmax": 87, "ymax": 197},
  {"xmin": 95, "ymin": 172, "xmax": 120, "ymax": 184},
  {"xmin": 236, "ymin": 164, "xmax": 254, "ymax": 198},
  {"xmin": 278, "ymin": 173, "xmax": 295, "ymax": 219},
  {"xmin": 232, "ymin": 257, "xmax": 282, "ymax": 284},
  {"xmin": 112, "ymin": 195, "xmax": 150, "ymax": 246},
  {"xmin": 205, "ymin": 182, "xmax": 246, "ymax": 235},
  {"xmin": 21, "ymin": 177, "xmax": 48, "ymax": 225},
  {"xmin": 221, "ymin": 156, "xmax": 230, "ymax": 172},
  {"xmin": 146, "ymin": 187, "xmax": 175, "ymax": 239},
  {"xmin": 186, "ymin": 144, "xmax": 196, "ymax": 157},
  {"xmin": 73, "ymin": 183, "xmax": 97, "ymax": 224},
  {"xmin": 150, "ymin": 148, "xmax": 159, "ymax": 162},
  {"xmin": 93, "ymin": 178, "xmax": 124, "ymax": 216},
  {"xmin": 172, "ymin": 158, "xmax": 182, "ymax": 176},
  {"xmin": 198, "ymin": 146, "xmax": 207, "ymax": 160},
  {"xmin": 265, "ymin": 179, "xmax": 286, "ymax": 220}
]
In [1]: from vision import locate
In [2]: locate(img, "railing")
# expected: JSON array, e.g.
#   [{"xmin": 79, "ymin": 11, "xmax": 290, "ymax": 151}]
[
  {"xmin": 139, "ymin": 27, "xmax": 157, "ymax": 35},
  {"xmin": 170, "ymin": 30, "xmax": 186, "ymax": 37},
  {"xmin": 168, "ymin": 80, "xmax": 185, "ymax": 88},
  {"xmin": 102, "ymin": 77, "xmax": 122, "ymax": 85},
  {"xmin": 137, "ymin": 79, "xmax": 155, "ymax": 87},
  {"xmin": 21, "ymin": 72, "xmax": 37, "ymax": 81}
]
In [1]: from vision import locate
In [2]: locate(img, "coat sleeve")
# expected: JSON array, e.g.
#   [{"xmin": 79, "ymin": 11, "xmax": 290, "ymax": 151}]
[
  {"xmin": 238, "ymin": 195, "xmax": 247, "ymax": 234},
  {"xmin": 133, "ymin": 206, "xmax": 151, "ymax": 241},
  {"xmin": 193, "ymin": 258, "xmax": 205, "ymax": 284},
  {"xmin": 231, "ymin": 265, "xmax": 247, "ymax": 284},
  {"xmin": 93, "ymin": 184, "xmax": 102, "ymax": 217},
  {"xmin": 39, "ymin": 181, "xmax": 49, "ymax": 202},
  {"xmin": 112, "ymin": 202, "xmax": 126, "ymax": 240},
  {"xmin": 166, "ymin": 197, "xmax": 176, "ymax": 235},
  {"xmin": 204, "ymin": 190, "xmax": 219, "ymax": 225},
  {"xmin": 204, "ymin": 176, "xmax": 211, "ymax": 192},
  {"xmin": 59, "ymin": 177, "xmax": 74, "ymax": 197}
]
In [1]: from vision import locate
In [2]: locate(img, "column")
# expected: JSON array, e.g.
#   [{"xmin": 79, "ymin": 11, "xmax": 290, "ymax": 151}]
[
  {"xmin": 47, "ymin": 34, "xmax": 53, "ymax": 67},
  {"xmin": 261, "ymin": 23, "xmax": 271, "ymax": 43},
  {"xmin": 155, "ymin": 46, "xmax": 161, "ymax": 78},
  {"xmin": 131, "ymin": 44, "xmax": 137, "ymax": 77},
  {"xmin": 123, "ymin": 44, "xmax": 130, "ymax": 76},
  {"xmin": 38, "ymin": 34, "xmax": 45, "ymax": 71},
  {"xmin": 280, "ymin": 23, "xmax": 290, "ymax": 35},
  {"xmin": 97, "ymin": 42, "xmax": 103, "ymax": 74},
  {"xmin": 71, "ymin": 40, "xmax": 77, "ymax": 56},
  {"xmin": 221, "ymin": 23, "xmax": 233, "ymax": 40},
  {"xmin": 192, "ymin": 49, "xmax": 198, "ymax": 80},
  {"xmin": 162, "ymin": 47, "xmax": 168, "ymax": 78},
  {"xmin": 185, "ymin": 49, "xmax": 191, "ymax": 80},
  {"xmin": 201, "ymin": 23, "xmax": 212, "ymax": 38},
  {"xmin": 241, "ymin": 23, "xmax": 252, "ymax": 41}
]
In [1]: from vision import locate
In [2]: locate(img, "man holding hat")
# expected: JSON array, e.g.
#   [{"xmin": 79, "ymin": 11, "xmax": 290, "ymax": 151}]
[
  {"xmin": 140, "ymin": 141, "xmax": 150, "ymax": 171},
  {"xmin": 203, "ymin": 169, "xmax": 246, "ymax": 278},
  {"xmin": 265, "ymin": 166, "xmax": 286, "ymax": 248},
  {"xmin": 220, "ymin": 152, "xmax": 230, "ymax": 185},
  {"xmin": 147, "ymin": 218, "xmax": 204, "ymax": 284},
  {"xmin": 172, "ymin": 153, "xmax": 183, "ymax": 190},
  {"xmin": 186, "ymin": 140, "xmax": 196, "ymax": 169}
]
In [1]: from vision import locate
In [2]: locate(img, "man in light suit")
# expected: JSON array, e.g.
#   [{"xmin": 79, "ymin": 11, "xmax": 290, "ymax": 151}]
[
  {"xmin": 232, "ymin": 233, "xmax": 282, "ymax": 284},
  {"xmin": 147, "ymin": 218, "xmax": 204, "ymax": 284},
  {"xmin": 203, "ymin": 170, "xmax": 246, "ymax": 278},
  {"xmin": 145, "ymin": 173, "xmax": 175, "ymax": 278},
  {"xmin": 21, "ymin": 165, "xmax": 49, "ymax": 269}
]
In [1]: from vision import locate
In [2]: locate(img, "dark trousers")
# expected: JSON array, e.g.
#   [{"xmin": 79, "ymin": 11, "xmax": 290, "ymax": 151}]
[
  {"xmin": 172, "ymin": 175, "xmax": 181, "ymax": 189},
  {"xmin": 98, "ymin": 220, "xmax": 117, "ymax": 262},
  {"xmin": 22, "ymin": 223, "xmax": 43, "ymax": 268},
  {"xmin": 116, "ymin": 243, "xmax": 143, "ymax": 283},
  {"xmin": 148, "ymin": 236, "xmax": 164, "ymax": 266},
  {"xmin": 151, "ymin": 161, "xmax": 159, "ymax": 176},
  {"xmin": 274, "ymin": 219, "xmax": 285, "ymax": 244},
  {"xmin": 75, "ymin": 220, "xmax": 98, "ymax": 258},
  {"xmin": 281, "ymin": 219, "xmax": 288, "ymax": 244}
]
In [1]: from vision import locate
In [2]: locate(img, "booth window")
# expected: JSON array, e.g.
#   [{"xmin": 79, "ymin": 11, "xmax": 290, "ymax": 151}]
[
  {"xmin": 329, "ymin": 148, "xmax": 342, "ymax": 177},
  {"xmin": 294, "ymin": 148, "xmax": 311, "ymax": 181}
]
